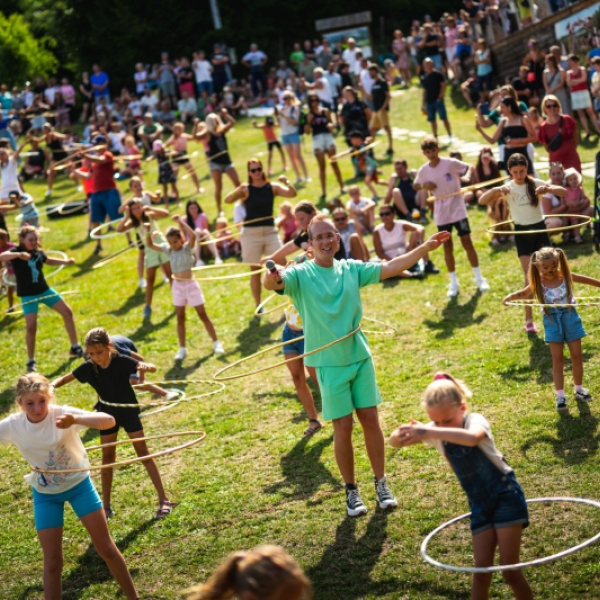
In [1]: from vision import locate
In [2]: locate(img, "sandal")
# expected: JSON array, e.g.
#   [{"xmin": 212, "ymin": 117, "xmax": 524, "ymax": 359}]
[
  {"xmin": 304, "ymin": 419, "xmax": 323, "ymax": 437},
  {"xmin": 104, "ymin": 506, "xmax": 115, "ymax": 521},
  {"xmin": 524, "ymin": 321, "xmax": 538, "ymax": 334},
  {"xmin": 156, "ymin": 499, "xmax": 177, "ymax": 519}
]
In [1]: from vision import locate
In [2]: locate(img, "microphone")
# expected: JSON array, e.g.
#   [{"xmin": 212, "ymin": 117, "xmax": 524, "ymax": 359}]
[{"xmin": 265, "ymin": 259, "xmax": 282, "ymax": 284}]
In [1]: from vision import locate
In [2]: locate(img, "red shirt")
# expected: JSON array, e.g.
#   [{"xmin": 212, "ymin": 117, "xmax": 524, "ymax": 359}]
[
  {"xmin": 538, "ymin": 115, "xmax": 582, "ymax": 173},
  {"xmin": 91, "ymin": 152, "xmax": 116, "ymax": 192}
]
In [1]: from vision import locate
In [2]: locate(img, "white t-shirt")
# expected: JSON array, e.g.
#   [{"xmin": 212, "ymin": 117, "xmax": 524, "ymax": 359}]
[
  {"xmin": 129, "ymin": 99, "xmax": 142, "ymax": 118},
  {"xmin": 342, "ymin": 48, "xmax": 358, "ymax": 72},
  {"xmin": 134, "ymin": 70, "xmax": 148, "ymax": 94},
  {"xmin": 178, "ymin": 98, "xmax": 197, "ymax": 113},
  {"xmin": 314, "ymin": 77, "xmax": 333, "ymax": 105},
  {"xmin": 44, "ymin": 87, "xmax": 57, "ymax": 105},
  {"xmin": 0, "ymin": 404, "xmax": 92, "ymax": 493},
  {"xmin": 243, "ymin": 50, "xmax": 267, "ymax": 68},
  {"xmin": 374, "ymin": 221, "xmax": 407, "ymax": 258},
  {"xmin": 323, "ymin": 71, "xmax": 342, "ymax": 98},
  {"xmin": 279, "ymin": 104, "xmax": 300, "ymax": 136},
  {"xmin": 284, "ymin": 303, "xmax": 303, "ymax": 329},
  {"xmin": 414, "ymin": 158, "xmax": 469, "ymax": 227},
  {"xmin": 425, "ymin": 413, "xmax": 513, "ymax": 475},
  {"xmin": 360, "ymin": 70, "xmax": 375, "ymax": 94},
  {"xmin": 234, "ymin": 202, "xmax": 247, "ymax": 224},
  {"xmin": 108, "ymin": 131, "xmax": 125, "ymax": 153},
  {"xmin": 193, "ymin": 60, "xmax": 213, "ymax": 83},
  {"xmin": 0, "ymin": 156, "xmax": 23, "ymax": 199},
  {"xmin": 140, "ymin": 94, "xmax": 159, "ymax": 111},
  {"xmin": 502, "ymin": 178, "xmax": 546, "ymax": 226}
]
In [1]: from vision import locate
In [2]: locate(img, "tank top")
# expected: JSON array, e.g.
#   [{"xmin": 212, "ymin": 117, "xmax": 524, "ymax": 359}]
[
  {"xmin": 310, "ymin": 110, "xmax": 330, "ymax": 136},
  {"xmin": 503, "ymin": 119, "xmax": 531, "ymax": 172},
  {"xmin": 315, "ymin": 78, "xmax": 333, "ymax": 105},
  {"xmin": 0, "ymin": 156, "xmax": 22, "ymax": 197},
  {"xmin": 244, "ymin": 183, "xmax": 275, "ymax": 227},
  {"xmin": 542, "ymin": 280, "xmax": 573, "ymax": 305},
  {"xmin": 47, "ymin": 136, "xmax": 65, "ymax": 155},
  {"xmin": 568, "ymin": 70, "xmax": 588, "ymax": 93},
  {"xmin": 375, "ymin": 222, "xmax": 407, "ymax": 258},
  {"xmin": 397, "ymin": 175, "xmax": 416, "ymax": 204},
  {"xmin": 173, "ymin": 136, "xmax": 187, "ymax": 152},
  {"xmin": 279, "ymin": 104, "xmax": 299, "ymax": 136},
  {"xmin": 206, "ymin": 133, "xmax": 230, "ymax": 165}
]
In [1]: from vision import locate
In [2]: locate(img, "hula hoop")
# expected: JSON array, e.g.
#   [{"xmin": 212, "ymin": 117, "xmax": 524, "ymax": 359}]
[
  {"xmin": 31, "ymin": 431, "xmax": 206, "ymax": 474},
  {"xmin": 428, "ymin": 176, "xmax": 508, "ymax": 202},
  {"xmin": 486, "ymin": 215, "xmax": 592, "ymax": 236},
  {"xmin": 99, "ymin": 388, "xmax": 187, "ymax": 409},
  {"xmin": 92, "ymin": 243, "xmax": 141, "ymax": 269},
  {"xmin": 133, "ymin": 379, "xmax": 226, "ymax": 402},
  {"xmin": 140, "ymin": 401, "xmax": 181, "ymax": 419},
  {"xmin": 254, "ymin": 293, "xmax": 292, "ymax": 316},
  {"xmin": 89, "ymin": 218, "xmax": 126, "ymax": 240},
  {"xmin": 15, "ymin": 204, "xmax": 64, "ymax": 222},
  {"xmin": 5, "ymin": 290, "xmax": 79, "ymax": 316},
  {"xmin": 44, "ymin": 250, "xmax": 68, "ymax": 281},
  {"xmin": 177, "ymin": 263, "xmax": 267, "ymax": 282},
  {"xmin": 196, "ymin": 215, "xmax": 275, "ymax": 246},
  {"xmin": 213, "ymin": 326, "xmax": 361, "ymax": 381},
  {"xmin": 421, "ymin": 497, "xmax": 600, "ymax": 573},
  {"xmin": 362, "ymin": 316, "xmax": 397, "ymax": 335},
  {"xmin": 57, "ymin": 201, "xmax": 88, "ymax": 216},
  {"xmin": 1, "ymin": 269, "xmax": 16, "ymax": 288},
  {"xmin": 507, "ymin": 296, "xmax": 600, "ymax": 308}
]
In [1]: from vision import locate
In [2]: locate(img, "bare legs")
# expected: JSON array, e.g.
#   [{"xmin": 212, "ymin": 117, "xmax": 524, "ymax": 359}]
[
  {"xmin": 175, "ymin": 304, "xmax": 218, "ymax": 348},
  {"xmin": 284, "ymin": 355, "xmax": 319, "ymax": 422}
]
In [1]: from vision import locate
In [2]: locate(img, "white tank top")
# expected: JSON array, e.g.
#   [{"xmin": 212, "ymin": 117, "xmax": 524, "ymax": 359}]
[
  {"xmin": 375, "ymin": 221, "xmax": 407, "ymax": 258},
  {"xmin": 315, "ymin": 78, "xmax": 333, "ymax": 105},
  {"xmin": 0, "ymin": 156, "xmax": 22, "ymax": 199}
]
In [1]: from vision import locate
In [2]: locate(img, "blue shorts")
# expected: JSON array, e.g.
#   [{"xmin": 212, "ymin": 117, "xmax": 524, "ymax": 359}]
[
  {"xmin": 281, "ymin": 133, "xmax": 301, "ymax": 146},
  {"xmin": 282, "ymin": 324, "xmax": 305, "ymax": 355},
  {"xmin": 90, "ymin": 188, "xmax": 121, "ymax": 224},
  {"xmin": 426, "ymin": 99, "xmax": 447, "ymax": 122},
  {"xmin": 431, "ymin": 54, "xmax": 443, "ymax": 70},
  {"xmin": 32, "ymin": 476, "xmax": 102, "ymax": 530},
  {"xmin": 21, "ymin": 287, "xmax": 62, "ymax": 315},
  {"xmin": 543, "ymin": 308, "xmax": 586, "ymax": 343},
  {"xmin": 470, "ymin": 471, "xmax": 529, "ymax": 535},
  {"xmin": 478, "ymin": 73, "xmax": 493, "ymax": 92}
]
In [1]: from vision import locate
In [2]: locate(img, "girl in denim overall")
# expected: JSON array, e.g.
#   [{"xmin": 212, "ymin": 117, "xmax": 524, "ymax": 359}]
[{"xmin": 390, "ymin": 373, "xmax": 533, "ymax": 600}]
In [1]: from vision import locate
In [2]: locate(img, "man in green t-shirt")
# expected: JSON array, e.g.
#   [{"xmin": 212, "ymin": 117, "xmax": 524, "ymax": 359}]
[{"xmin": 264, "ymin": 214, "xmax": 448, "ymax": 517}]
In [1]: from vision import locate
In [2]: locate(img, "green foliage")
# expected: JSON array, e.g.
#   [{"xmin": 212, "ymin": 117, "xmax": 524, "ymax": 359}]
[{"xmin": 0, "ymin": 11, "xmax": 58, "ymax": 86}]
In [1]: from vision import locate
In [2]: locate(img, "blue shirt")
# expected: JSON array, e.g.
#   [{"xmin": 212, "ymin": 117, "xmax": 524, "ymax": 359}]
[{"xmin": 90, "ymin": 72, "xmax": 110, "ymax": 98}]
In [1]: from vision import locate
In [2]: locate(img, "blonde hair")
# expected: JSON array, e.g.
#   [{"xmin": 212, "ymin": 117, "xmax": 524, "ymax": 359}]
[
  {"xmin": 19, "ymin": 225, "xmax": 39, "ymax": 240},
  {"xmin": 529, "ymin": 247, "xmax": 573, "ymax": 315},
  {"xmin": 279, "ymin": 201, "xmax": 293, "ymax": 213},
  {"xmin": 542, "ymin": 93, "xmax": 562, "ymax": 115},
  {"xmin": 16, "ymin": 373, "xmax": 53, "ymax": 405},
  {"xmin": 186, "ymin": 545, "xmax": 312, "ymax": 600},
  {"xmin": 422, "ymin": 373, "xmax": 472, "ymax": 410},
  {"xmin": 216, "ymin": 216, "xmax": 229, "ymax": 228},
  {"xmin": 205, "ymin": 113, "xmax": 223, "ymax": 135}
]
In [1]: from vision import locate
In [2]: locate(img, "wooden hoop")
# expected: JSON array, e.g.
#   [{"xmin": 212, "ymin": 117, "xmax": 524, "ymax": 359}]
[
  {"xmin": 89, "ymin": 218, "xmax": 127, "ymax": 240},
  {"xmin": 213, "ymin": 326, "xmax": 361, "ymax": 381},
  {"xmin": 6, "ymin": 290, "xmax": 79, "ymax": 316},
  {"xmin": 254, "ymin": 293, "xmax": 292, "ymax": 316},
  {"xmin": 31, "ymin": 431, "xmax": 206, "ymax": 474},
  {"xmin": 428, "ymin": 176, "xmax": 508, "ymax": 202},
  {"xmin": 330, "ymin": 140, "xmax": 380, "ymax": 162},
  {"xmin": 197, "ymin": 216, "xmax": 275, "ymax": 246},
  {"xmin": 177, "ymin": 263, "xmax": 267, "ymax": 282},
  {"xmin": 362, "ymin": 316, "xmax": 397, "ymax": 335},
  {"xmin": 506, "ymin": 296, "xmax": 600, "ymax": 308},
  {"xmin": 92, "ymin": 243, "xmax": 142, "ymax": 269},
  {"xmin": 132, "ymin": 379, "xmax": 226, "ymax": 402},
  {"xmin": 486, "ymin": 214, "xmax": 592, "ymax": 235}
]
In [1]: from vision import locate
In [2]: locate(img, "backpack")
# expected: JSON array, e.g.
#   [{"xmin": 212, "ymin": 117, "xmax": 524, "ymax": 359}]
[{"xmin": 297, "ymin": 107, "xmax": 308, "ymax": 136}]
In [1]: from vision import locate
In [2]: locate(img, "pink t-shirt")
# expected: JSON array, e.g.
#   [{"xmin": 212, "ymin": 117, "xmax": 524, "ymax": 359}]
[
  {"xmin": 444, "ymin": 26, "xmax": 459, "ymax": 49},
  {"xmin": 183, "ymin": 213, "xmax": 209, "ymax": 239},
  {"xmin": 414, "ymin": 157, "xmax": 469, "ymax": 227}
]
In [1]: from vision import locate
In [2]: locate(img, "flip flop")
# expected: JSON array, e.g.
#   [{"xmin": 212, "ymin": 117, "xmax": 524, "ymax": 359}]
[
  {"xmin": 156, "ymin": 500, "xmax": 177, "ymax": 519},
  {"xmin": 304, "ymin": 419, "xmax": 323, "ymax": 437}
]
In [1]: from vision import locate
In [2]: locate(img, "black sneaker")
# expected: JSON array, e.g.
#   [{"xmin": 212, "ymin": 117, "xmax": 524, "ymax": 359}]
[
  {"xmin": 575, "ymin": 388, "xmax": 592, "ymax": 402},
  {"xmin": 345, "ymin": 484, "xmax": 367, "ymax": 517},
  {"xmin": 386, "ymin": 148, "xmax": 393, "ymax": 156},
  {"xmin": 410, "ymin": 270, "xmax": 425, "ymax": 280},
  {"xmin": 26, "ymin": 359, "xmax": 37, "ymax": 373},
  {"xmin": 375, "ymin": 476, "xmax": 398, "ymax": 510},
  {"xmin": 93, "ymin": 245, "xmax": 103, "ymax": 255},
  {"xmin": 424, "ymin": 261, "xmax": 440, "ymax": 274},
  {"xmin": 556, "ymin": 396, "xmax": 568, "ymax": 411},
  {"xmin": 69, "ymin": 344, "xmax": 84, "ymax": 358}
]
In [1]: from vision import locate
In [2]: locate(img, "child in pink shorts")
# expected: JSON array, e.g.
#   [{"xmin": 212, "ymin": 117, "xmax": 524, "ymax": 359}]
[{"xmin": 145, "ymin": 215, "xmax": 224, "ymax": 361}]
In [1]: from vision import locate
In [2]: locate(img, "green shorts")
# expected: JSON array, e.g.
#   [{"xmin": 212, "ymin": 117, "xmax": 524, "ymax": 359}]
[
  {"xmin": 317, "ymin": 358, "xmax": 382, "ymax": 421},
  {"xmin": 21, "ymin": 288, "xmax": 62, "ymax": 315},
  {"xmin": 144, "ymin": 246, "xmax": 169, "ymax": 269}
]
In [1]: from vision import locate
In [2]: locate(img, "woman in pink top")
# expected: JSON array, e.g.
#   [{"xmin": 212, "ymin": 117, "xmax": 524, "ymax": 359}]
[
  {"xmin": 182, "ymin": 199, "xmax": 221, "ymax": 266},
  {"xmin": 566, "ymin": 54, "xmax": 600, "ymax": 137},
  {"xmin": 60, "ymin": 78, "xmax": 76, "ymax": 123},
  {"xmin": 392, "ymin": 30, "xmax": 412, "ymax": 86},
  {"xmin": 164, "ymin": 122, "xmax": 203, "ymax": 193}
]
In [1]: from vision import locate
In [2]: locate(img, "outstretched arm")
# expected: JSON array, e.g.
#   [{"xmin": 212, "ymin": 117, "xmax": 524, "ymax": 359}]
[
  {"xmin": 503, "ymin": 285, "xmax": 533, "ymax": 305},
  {"xmin": 56, "ymin": 411, "xmax": 115, "ymax": 430},
  {"xmin": 572, "ymin": 273, "xmax": 600, "ymax": 289},
  {"xmin": 51, "ymin": 373, "xmax": 76, "ymax": 388},
  {"xmin": 380, "ymin": 232, "xmax": 449, "ymax": 280}
]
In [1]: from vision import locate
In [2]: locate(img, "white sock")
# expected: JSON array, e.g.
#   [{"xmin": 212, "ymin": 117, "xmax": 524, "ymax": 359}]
[
  {"xmin": 472, "ymin": 266, "xmax": 483, "ymax": 280},
  {"xmin": 449, "ymin": 272, "xmax": 458, "ymax": 285}
]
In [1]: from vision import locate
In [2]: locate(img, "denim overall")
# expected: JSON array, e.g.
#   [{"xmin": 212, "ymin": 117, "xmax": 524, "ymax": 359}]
[{"xmin": 444, "ymin": 420, "xmax": 528, "ymax": 535}]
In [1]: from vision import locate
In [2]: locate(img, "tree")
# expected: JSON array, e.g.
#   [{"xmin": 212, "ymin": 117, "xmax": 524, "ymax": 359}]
[{"xmin": 0, "ymin": 12, "xmax": 58, "ymax": 86}]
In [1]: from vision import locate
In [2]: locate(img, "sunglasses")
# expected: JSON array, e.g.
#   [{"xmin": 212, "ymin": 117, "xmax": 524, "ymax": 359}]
[
  {"xmin": 334, "ymin": 216, "xmax": 347, "ymax": 222},
  {"xmin": 309, "ymin": 98, "xmax": 319, "ymax": 103},
  {"xmin": 249, "ymin": 167, "xmax": 262, "ymax": 173},
  {"xmin": 379, "ymin": 212, "xmax": 392, "ymax": 217},
  {"xmin": 545, "ymin": 103, "xmax": 558, "ymax": 108}
]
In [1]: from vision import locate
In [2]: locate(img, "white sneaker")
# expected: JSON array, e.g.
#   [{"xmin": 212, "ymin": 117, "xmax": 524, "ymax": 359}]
[
  {"xmin": 213, "ymin": 340, "xmax": 225, "ymax": 355},
  {"xmin": 477, "ymin": 277, "xmax": 490, "ymax": 292},
  {"xmin": 163, "ymin": 276, "xmax": 170, "ymax": 284},
  {"xmin": 195, "ymin": 259, "xmax": 205, "ymax": 268},
  {"xmin": 174, "ymin": 347, "xmax": 188, "ymax": 361},
  {"xmin": 305, "ymin": 177, "xmax": 312, "ymax": 183},
  {"xmin": 139, "ymin": 277, "xmax": 147, "ymax": 289},
  {"xmin": 44, "ymin": 189, "xmax": 52, "ymax": 198},
  {"xmin": 77, "ymin": 185, "xmax": 83, "ymax": 193},
  {"xmin": 447, "ymin": 281, "xmax": 460, "ymax": 298},
  {"xmin": 164, "ymin": 390, "xmax": 180, "ymax": 402},
  {"xmin": 214, "ymin": 256, "xmax": 223, "ymax": 265}
]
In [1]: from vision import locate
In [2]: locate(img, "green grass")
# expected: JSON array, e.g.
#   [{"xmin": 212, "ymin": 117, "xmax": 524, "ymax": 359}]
[{"xmin": 2, "ymin": 87, "xmax": 600, "ymax": 599}]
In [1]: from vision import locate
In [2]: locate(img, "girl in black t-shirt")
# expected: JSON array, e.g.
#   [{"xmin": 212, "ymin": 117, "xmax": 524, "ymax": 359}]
[
  {"xmin": 0, "ymin": 225, "xmax": 84, "ymax": 373},
  {"xmin": 52, "ymin": 327, "xmax": 176, "ymax": 520}
]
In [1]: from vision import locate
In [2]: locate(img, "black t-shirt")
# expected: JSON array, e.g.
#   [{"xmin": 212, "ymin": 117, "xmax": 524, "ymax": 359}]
[
  {"xmin": 212, "ymin": 53, "xmax": 227, "ymax": 74},
  {"xmin": 424, "ymin": 34, "xmax": 440, "ymax": 57},
  {"xmin": 73, "ymin": 354, "xmax": 139, "ymax": 407},
  {"xmin": 340, "ymin": 71, "xmax": 353, "ymax": 88},
  {"xmin": 293, "ymin": 230, "xmax": 346, "ymax": 260},
  {"xmin": 110, "ymin": 335, "xmax": 137, "ymax": 356},
  {"xmin": 465, "ymin": 2, "xmax": 483, "ymax": 20},
  {"xmin": 9, "ymin": 246, "xmax": 48, "ymax": 297},
  {"xmin": 511, "ymin": 76, "xmax": 533, "ymax": 97},
  {"xmin": 421, "ymin": 71, "xmax": 445, "ymax": 104},
  {"xmin": 372, "ymin": 80, "xmax": 390, "ymax": 112},
  {"xmin": 340, "ymin": 100, "xmax": 369, "ymax": 136}
]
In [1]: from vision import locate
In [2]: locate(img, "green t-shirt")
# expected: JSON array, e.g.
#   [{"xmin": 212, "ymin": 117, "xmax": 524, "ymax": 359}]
[
  {"xmin": 290, "ymin": 50, "xmax": 304, "ymax": 65},
  {"xmin": 280, "ymin": 259, "xmax": 382, "ymax": 367}
]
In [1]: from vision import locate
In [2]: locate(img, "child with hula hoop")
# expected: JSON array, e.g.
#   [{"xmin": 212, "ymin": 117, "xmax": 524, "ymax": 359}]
[
  {"xmin": 145, "ymin": 215, "xmax": 224, "ymax": 360},
  {"xmin": 390, "ymin": 372, "xmax": 533, "ymax": 600},
  {"xmin": 51, "ymin": 327, "xmax": 176, "ymax": 520},
  {"xmin": 164, "ymin": 122, "xmax": 204, "ymax": 194},
  {"xmin": 479, "ymin": 153, "xmax": 566, "ymax": 334},
  {"xmin": 117, "ymin": 199, "xmax": 172, "ymax": 319},
  {"xmin": 503, "ymin": 247, "xmax": 600, "ymax": 411},
  {"xmin": 0, "ymin": 373, "xmax": 139, "ymax": 599},
  {"xmin": 0, "ymin": 225, "xmax": 84, "ymax": 373}
]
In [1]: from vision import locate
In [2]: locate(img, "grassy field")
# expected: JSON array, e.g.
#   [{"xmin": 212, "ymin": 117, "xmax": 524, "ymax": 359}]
[{"xmin": 2, "ymin": 86, "xmax": 600, "ymax": 599}]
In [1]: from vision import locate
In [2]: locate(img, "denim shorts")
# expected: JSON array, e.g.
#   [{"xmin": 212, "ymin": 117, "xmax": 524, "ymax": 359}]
[
  {"xmin": 282, "ymin": 324, "xmax": 304, "ymax": 355},
  {"xmin": 90, "ymin": 188, "xmax": 121, "ymax": 224},
  {"xmin": 281, "ymin": 133, "xmax": 300, "ymax": 146},
  {"xmin": 543, "ymin": 308, "xmax": 586, "ymax": 343},
  {"xmin": 32, "ymin": 476, "xmax": 102, "ymax": 530},
  {"xmin": 21, "ymin": 287, "xmax": 62, "ymax": 315},
  {"xmin": 426, "ymin": 99, "xmax": 447, "ymax": 122}
]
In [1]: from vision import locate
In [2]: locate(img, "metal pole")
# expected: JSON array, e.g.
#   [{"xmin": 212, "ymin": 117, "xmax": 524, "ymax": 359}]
[{"xmin": 209, "ymin": 0, "xmax": 222, "ymax": 29}]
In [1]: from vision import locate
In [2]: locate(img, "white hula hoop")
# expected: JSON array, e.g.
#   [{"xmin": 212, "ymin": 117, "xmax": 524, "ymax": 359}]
[
  {"xmin": 421, "ymin": 497, "xmax": 600, "ymax": 573},
  {"xmin": 89, "ymin": 218, "xmax": 126, "ymax": 240},
  {"xmin": 1, "ymin": 269, "xmax": 16, "ymax": 288},
  {"xmin": 45, "ymin": 250, "xmax": 68, "ymax": 280}
]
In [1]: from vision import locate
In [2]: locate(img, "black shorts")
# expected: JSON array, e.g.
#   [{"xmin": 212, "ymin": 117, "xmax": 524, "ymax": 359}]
[
  {"xmin": 514, "ymin": 221, "xmax": 550, "ymax": 257},
  {"xmin": 330, "ymin": 97, "xmax": 339, "ymax": 113},
  {"xmin": 135, "ymin": 232, "xmax": 145, "ymax": 250},
  {"xmin": 172, "ymin": 151, "xmax": 189, "ymax": 165},
  {"xmin": 95, "ymin": 402, "xmax": 143, "ymax": 435},
  {"xmin": 268, "ymin": 140, "xmax": 282, "ymax": 151},
  {"xmin": 437, "ymin": 218, "xmax": 471, "ymax": 237}
]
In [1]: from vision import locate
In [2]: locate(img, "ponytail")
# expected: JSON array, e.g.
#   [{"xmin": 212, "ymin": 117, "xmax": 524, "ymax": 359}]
[
  {"xmin": 422, "ymin": 372, "xmax": 472, "ymax": 409},
  {"xmin": 507, "ymin": 153, "xmax": 538, "ymax": 207},
  {"xmin": 187, "ymin": 551, "xmax": 245, "ymax": 600}
]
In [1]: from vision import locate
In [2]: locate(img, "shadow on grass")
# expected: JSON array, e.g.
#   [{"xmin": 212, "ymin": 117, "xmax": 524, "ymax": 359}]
[
  {"xmin": 521, "ymin": 399, "xmax": 600, "ymax": 466},
  {"xmin": 69, "ymin": 254, "xmax": 101, "ymax": 278},
  {"xmin": 263, "ymin": 434, "xmax": 337, "ymax": 503},
  {"xmin": 232, "ymin": 314, "xmax": 285, "ymax": 357},
  {"xmin": 107, "ymin": 288, "xmax": 148, "ymax": 318},
  {"xmin": 0, "ymin": 386, "xmax": 14, "ymax": 416},
  {"xmin": 128, "ymin": 310, "xmax": 176, "ymax": 344},
  {"xmin": 423, "ymin": 291, "xmax": 486, "ymax": 339},
  {"xmin": 163, "ymin": 353, "xmax": 213, "ymax": 380}
]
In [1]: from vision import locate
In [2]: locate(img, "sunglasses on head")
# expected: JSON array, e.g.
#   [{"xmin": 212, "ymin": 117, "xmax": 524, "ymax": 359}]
[
  {"xmin": 379, "ymin": 211, "xmax": 392, "ymax": 216},
  {"xmin": 249, "ymin": 167, "xmax": 262, "ymax": 173}
]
